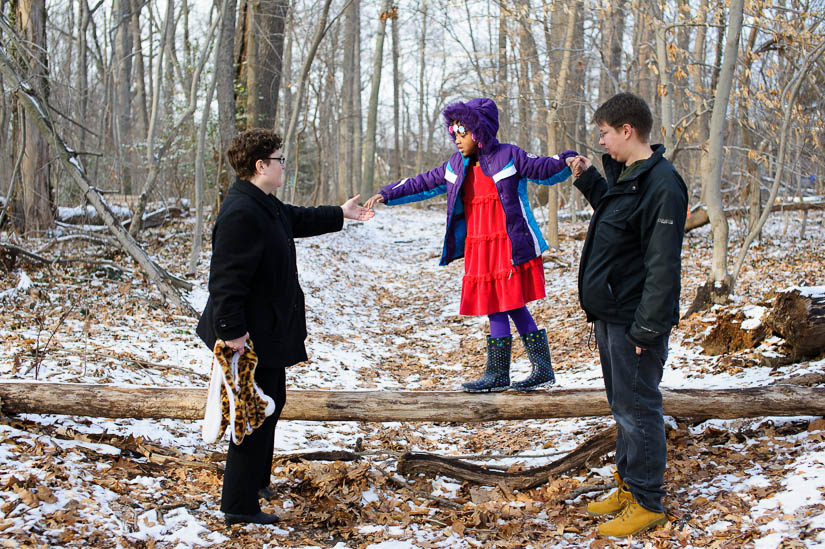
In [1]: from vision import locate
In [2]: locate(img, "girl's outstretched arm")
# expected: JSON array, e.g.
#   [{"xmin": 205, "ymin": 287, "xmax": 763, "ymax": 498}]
[{"xmin": 512, "ymin": 146, "xmax": 578, "ymax": 185}]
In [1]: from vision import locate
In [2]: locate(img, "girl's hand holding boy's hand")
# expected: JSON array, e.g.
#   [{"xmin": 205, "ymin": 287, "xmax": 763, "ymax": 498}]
[
  {"xmin": 364, "ymin": 194, "xmax": 384, "ymax": 210},
  {"xmin": 567, "ymin": 155, "xmax": 592, "ymax": 178},
  {"xmin": 341, "ymin": 195, "xmax": 376, "ymax": 221}
]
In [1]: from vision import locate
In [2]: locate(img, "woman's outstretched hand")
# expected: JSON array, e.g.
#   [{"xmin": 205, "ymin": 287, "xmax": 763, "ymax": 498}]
[
  {"xmin": 364, "ymin": 194, "xmax": 384, "ymax": 210},
  {"xmin": 341, "ymin": 195, "xmax": 376, "ymax": 221}
]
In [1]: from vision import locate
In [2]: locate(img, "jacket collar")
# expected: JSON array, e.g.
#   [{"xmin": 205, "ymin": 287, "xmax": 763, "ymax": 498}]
[
  {"xmin": 602, "ymin": 144, "xmax": 666, "ymax": 186},
  {"xmin": 232, "ymin": 177, "xmax": 280, "ymax": 218}
]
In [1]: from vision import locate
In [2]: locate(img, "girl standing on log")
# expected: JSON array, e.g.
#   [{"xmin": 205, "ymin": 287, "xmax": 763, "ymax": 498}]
[
  {"xmin": 365, "ymin": 98, "xmax": 577, "ymax": 392},
  {"xmin": 197, "ymin": 129, "xmax": 373, "ymax": 526}
]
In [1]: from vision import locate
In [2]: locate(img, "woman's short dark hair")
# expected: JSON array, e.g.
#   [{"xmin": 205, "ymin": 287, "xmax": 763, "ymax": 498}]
[
  {"xmin": 226, "ymin": 129, "xmax": 283, "ymax": 179},
  {"xmin": 592, "ymin": 93, "xmax": 653, "ymax": 142}
]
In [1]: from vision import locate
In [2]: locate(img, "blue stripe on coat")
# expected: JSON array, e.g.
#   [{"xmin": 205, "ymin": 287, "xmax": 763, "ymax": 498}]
[
  {"xmin": 386, "ymin": 184, "xmax": 447, "ymax": 205},
  {"xmin": 517, "ymin": 178, "xmax": 548, "ymax": 256}
]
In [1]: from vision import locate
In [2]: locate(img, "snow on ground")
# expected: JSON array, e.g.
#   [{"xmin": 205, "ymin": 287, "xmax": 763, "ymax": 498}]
[{"xmin": 0, "ymin": 202, "xmax": 823, "ymax": 547}]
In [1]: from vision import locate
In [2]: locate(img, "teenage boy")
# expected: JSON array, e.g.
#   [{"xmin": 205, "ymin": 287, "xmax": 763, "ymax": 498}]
[{"xmin": 569, "ymin": 93, "xmax": 687, "ymax": 538}]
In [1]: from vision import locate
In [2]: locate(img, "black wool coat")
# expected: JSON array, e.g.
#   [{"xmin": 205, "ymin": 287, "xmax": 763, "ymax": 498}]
[{"xmin": 196, "ymin": 178, "xmax": 343, "ymax": 368}]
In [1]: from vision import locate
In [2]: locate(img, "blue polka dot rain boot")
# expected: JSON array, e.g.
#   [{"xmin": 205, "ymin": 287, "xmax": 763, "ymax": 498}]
[
  {"xmin": 510, "ymin": 328, "xmax": 556, "ymax": 391},
  {"xmin": 461, "ymin": 335, "xmax": 512, "ymax": 393}
]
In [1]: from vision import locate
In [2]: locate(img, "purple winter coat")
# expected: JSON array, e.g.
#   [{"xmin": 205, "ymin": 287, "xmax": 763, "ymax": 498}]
[{"xmin": 378, "ymin": 97, "xmax": 577, "ymax": 266}]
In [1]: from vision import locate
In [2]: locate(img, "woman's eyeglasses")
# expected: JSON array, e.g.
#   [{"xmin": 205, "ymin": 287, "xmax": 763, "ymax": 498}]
[{"xmin": 262, "ymin": 156, "xmax": 286, "ymax": 166}]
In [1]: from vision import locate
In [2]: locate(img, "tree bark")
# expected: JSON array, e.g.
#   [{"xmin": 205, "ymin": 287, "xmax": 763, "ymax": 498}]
[
  {"xmin": 245, "ymin": 0, "xmax": 288, "ymax": 129},
  {"xmin": 415, "ymin": 0, "xmax": 428, "ymax": 174},
  {"xmin": 215, "ymin": 0, "xmax": 238, "ymax": 207},
  {"xmin": 11, "ymin": 0, "xmax": 53, "ymax": 235},
  {"xmin": 391, "ymin": 7, "xmax": 400, "ymax": 181},
  {"xmin": 113, "ymin": 0, "xmax": 133, "ymax": 194},
  {"xmin": 2, "ymin": 384, "xmax": 824, "ymax": 421}
]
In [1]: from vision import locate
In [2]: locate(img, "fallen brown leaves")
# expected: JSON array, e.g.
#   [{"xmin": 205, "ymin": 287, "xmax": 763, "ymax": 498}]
[{"xmin": 1, "ymin": 209, "xmax": 824, "ymax": 546}]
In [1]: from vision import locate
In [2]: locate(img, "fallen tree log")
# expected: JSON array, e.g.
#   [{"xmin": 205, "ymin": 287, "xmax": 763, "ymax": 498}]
[
  {"xmin": 397, "ymin": 425, "xmax": 617, "ymax": 490},
  {"xmin": 1, "ymin": 383, "xmax": 824, "ymax": 421},
  {"xmin": 766, "ymin": 287, "xmax": 825, "ymax": 359},
  {"xmin": 685, "ymin": 200, "xmax": 825, "ymax": 232}
]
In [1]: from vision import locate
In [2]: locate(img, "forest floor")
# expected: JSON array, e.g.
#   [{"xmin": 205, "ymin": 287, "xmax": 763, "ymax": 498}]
[{"xmin": 0, "ymin": 201, "xmax": 824, "ymax": 548}]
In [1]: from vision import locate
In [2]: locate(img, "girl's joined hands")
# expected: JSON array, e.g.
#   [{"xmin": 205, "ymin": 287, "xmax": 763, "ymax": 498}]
[
  {"xmin": 567, "ymin": 155, "xmax": 592, "ymax": 178},
  {"xmin": 341, "ymin": 195, "xmax": 376, "ymax": 221}
]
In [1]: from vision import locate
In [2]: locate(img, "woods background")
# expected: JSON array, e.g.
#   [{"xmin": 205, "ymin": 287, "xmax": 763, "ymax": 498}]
[{"xmin": 1, "ymin": 0, "xmax": 823, "ymax": 307}]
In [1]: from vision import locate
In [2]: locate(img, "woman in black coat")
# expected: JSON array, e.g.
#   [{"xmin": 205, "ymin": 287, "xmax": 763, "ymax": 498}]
[{"xmin": 197, "ymin": 129, "xmax": 373, "ymax": 526}]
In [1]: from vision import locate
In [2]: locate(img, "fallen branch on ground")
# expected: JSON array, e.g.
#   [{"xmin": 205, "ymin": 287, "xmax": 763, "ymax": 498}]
[{"xmin": 397, "ymin": 424, "xmax": 617, "ymax": 490}]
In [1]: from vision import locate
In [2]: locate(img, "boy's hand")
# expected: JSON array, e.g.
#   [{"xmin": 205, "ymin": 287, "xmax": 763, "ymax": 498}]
[
  {"xmin": 364, "ymin": 194, "xmax": 384, "ymax": 209},
  {"xmin": 341, "ymin": 195, "xmax": 376, "ymax": 221}
]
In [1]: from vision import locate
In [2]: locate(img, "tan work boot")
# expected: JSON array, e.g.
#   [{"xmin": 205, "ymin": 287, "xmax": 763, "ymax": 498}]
[
  {"xmin": 598, "ymin": 502, "xmax": 668, "ymax": 538},
  {"xmin": 586, "ymin": 473, "xmax": 633, "ymax": 516}
]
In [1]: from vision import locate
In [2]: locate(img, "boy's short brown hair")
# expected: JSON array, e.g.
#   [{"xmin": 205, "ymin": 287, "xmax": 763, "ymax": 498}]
[
  {"xmin": 226, "ymin": 129, "xmax": 283, "ymax": 179},
  {"xmin": 592, "ymin": 93, "xmax": 653, "ymax": 142}
]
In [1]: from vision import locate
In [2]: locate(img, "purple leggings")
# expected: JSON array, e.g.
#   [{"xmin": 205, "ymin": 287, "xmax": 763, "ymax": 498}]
[{"xmin": 488, "ymin": 306, "xmax": 538, "ymax": 337}]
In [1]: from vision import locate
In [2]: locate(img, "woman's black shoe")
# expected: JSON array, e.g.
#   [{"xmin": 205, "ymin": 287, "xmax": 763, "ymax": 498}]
[
  {"xmin": 224, "ymin": 511, "xmax": 280, "ymax": 526},
  {"xmin": 257, "ymin": 487, "xmax": 276, "ymax": 500}
]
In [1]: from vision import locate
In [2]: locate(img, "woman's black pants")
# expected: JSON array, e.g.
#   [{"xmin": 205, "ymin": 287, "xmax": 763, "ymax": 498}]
[{"xmin": 220, "ymin": 365, "xmax": 286, "ymax": 515}]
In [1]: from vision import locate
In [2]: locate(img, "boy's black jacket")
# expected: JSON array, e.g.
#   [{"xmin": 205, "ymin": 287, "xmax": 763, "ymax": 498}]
[
  {"xmin": 197, "ymin": 178, "xmax": 343, "ymax": 368},
  {"xmin": 574, "ymin": 145, "xmax": 688, "ymax": 348}
]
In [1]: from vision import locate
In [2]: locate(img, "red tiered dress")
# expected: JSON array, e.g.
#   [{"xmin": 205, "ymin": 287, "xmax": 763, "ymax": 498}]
[{"xmin": 459, "ymin": 165, "xmax": 546, "ymax": 316}]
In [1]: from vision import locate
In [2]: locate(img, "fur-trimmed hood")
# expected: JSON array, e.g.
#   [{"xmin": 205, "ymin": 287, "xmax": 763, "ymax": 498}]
[{"xmin": 442, "ymin": 98, "xmax": 500, "ymax": 152}]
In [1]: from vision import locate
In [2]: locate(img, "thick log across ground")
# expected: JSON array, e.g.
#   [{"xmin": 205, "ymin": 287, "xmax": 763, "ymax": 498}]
[{"xmin": 1, "ymin": 383, "xmax": 824, "ymax": 421}]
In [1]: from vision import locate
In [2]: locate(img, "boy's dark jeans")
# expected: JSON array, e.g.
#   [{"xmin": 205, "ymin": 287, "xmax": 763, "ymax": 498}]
[{"xmin": 594, "ymin": 320, "xmax": 668, "ymax": 513}]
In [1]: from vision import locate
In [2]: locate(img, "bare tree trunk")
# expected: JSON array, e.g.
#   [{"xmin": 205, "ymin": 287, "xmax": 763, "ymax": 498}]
[
  {"xmin": 651, "ymin": 3, "xmax": 675, "ymax": 155},
  {"xmin": 363, "ymin": 0, "xmax": 393, "ymax": 196},
  {"xmin": 391, "ymin": 8, "xmax": 400, "ymax": 181},
  {"xmin": 77, "ymin": 0, "xmax": 91, "ymax": 154},
  {"xmin": 11, "ymin": 0, "xmax": 53, "ymax": 235},
  {"xmin": 131, "ymin": 0, "xmax": 149, "ymax": 139},
  {"xmin": 598, "ymin": 0, "xmax": 625, "ymax": 105},
  {"xmin": 416, "ymin": 0, "xmax": 427, "ymax": 174},
  {"xmin": 543, "ymin": 3, "xmax": 576, "ymax": 250},
  {"xmin": 351, "ymin": 0, "xmax": 363, "ymax": 197},
  {"xmin": 495, "ymin": 2, "xmax": 509, "ymax": 141},
  {"xmin": 113, "ymin": 0, "xmax": 133, "ymax": 194},
  {"xmin": 189, "ymin": 0, "xmax": 230, "ymax": 276},
  {"xmin": 215, "ymin": 0, "xmax": 238, "ymax": 207},
  {"xmin": 338, "ymin": 0, "xmax": 356, "ymax": 202},
  {"xmin": 702, "ymin": 0, "xmax": 744, "ymax": 303},
  {"xmin": 245, "ymin": 0, "xmax": 288, "ymax": 128}
]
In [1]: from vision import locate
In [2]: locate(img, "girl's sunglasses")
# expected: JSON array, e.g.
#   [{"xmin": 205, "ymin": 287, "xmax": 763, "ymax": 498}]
[{"xmin": 449, "ymin": 124, "xmax": 468, "ymax": 137}]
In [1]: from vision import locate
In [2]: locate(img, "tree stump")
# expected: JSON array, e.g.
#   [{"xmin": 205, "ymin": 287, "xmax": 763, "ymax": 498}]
[{"xmin": 766, "ymin": 287, "xmax": 825, "ymax": 359}]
